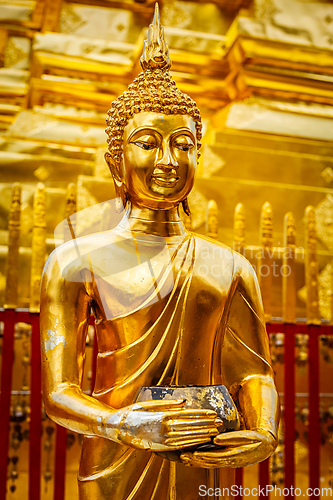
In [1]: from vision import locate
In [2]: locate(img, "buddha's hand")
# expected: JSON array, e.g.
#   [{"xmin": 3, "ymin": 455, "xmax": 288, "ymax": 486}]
[
  {"xmin": 100, "ymin": 399, "xmax": 221, "ymax": 452},
  {"xmin": 180, "ymin": 428, "xmax": 277, "ymax": 468}
]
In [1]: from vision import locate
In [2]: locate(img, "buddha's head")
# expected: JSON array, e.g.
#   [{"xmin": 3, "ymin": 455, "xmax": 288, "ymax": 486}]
[{"xmin": 105, "ymin": 3, "xmax": 202, "ymax": 213}]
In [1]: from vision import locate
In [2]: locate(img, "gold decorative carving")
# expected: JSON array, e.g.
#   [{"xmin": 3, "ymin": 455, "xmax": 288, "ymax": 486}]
[
  {"xmin": 315, "ymin": 194, "xmax": 333, "ymax": 252},
  {"xmin": 258, "ymin": 202, "xmax": 273, "ymax": 321},
  {"xmin": 317, "ymin": 263, "xmax": 333, "ymax": 322},
  {"xmin": 206, "ymin": 200, "xmax": 218, "ymax": 240},
  {"xmin": 305, "ymin": 206, "xmax": 320, "ymax": 325},
  {"xmin": 282, "ymin": 212, "xmax": 296, "ymax": 323},
  {"xmin": 7, "ymin": 111, "xmax": 58, "ymax": 139},
  {"xmin": 60, "ymin": 3, "xmax": 86, "ymax": 34},
  {"xmin": 244, "ymin": 0, "xmax": 333, "ymax": 50},
  {"xmin": 30, "ymin": 183, "xmax": 47, "ymax": 313},
  {"xmin": 321, "ymin": 167, "xmax": 333, "ymax": 185},
  {"xmin": 77, "ymin": 178, "xmax": 98, "ymax": 213},
  {"xmin": 34, "ymin": 165, "xmax": 52, "ymax": 182},
  {"xmin": 260, "ymin": 201, "xmax": 273, "ymax": 249},
  {"xmin": 4, "ymin": 183, "xmax": 21, "ymax": 309},
  {"xmin": 298, "ymin": 263, "xmax": 332, "ymax": 321},
  {"xmin": 255, "ymin": 0, "xmax": 279, "ymax": 22},
  {"xmin": 234, "ymin": 203, "xmax": 245, "ymax": 255},
  {"xmin": 7, "ymin": 111, "xmax": 106, "ymax": 146},
  {"xmin": 4, "ymin": 37, "xmax": 28, "ymax": 68},
  {"xmin": 161, "ymin": 1, "xmax": 192, "ymax": 30},
  {"xmin": 65, "ymin": 182, "xmax": 77, "ymax": 219}
]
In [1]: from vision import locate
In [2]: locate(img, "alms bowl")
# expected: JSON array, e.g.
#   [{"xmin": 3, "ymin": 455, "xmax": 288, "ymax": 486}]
[{"xmin": 135, "ymin": 385, "xmax": 240, "ymax": 462}]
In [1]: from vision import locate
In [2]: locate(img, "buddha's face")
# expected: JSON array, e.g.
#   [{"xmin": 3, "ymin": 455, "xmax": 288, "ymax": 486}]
[{"xmin": 120, "ymin": 111, "xmax": 197, "ymax": 210}]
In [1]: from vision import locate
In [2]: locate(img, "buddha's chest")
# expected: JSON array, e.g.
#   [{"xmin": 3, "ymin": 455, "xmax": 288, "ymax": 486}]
[{"xmin": 93, "ymin": 268, "xmax": 229, "ymax": 359}]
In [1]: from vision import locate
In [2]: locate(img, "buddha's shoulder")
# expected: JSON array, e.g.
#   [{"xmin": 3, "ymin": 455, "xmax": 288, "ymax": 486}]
[
  {"xmin": 44, "ymin": 230, "xmax": 120, "ymax": 274},
  {"xmin": 192, "ymin": 233, "xmax": 254, "ymax": 275}
]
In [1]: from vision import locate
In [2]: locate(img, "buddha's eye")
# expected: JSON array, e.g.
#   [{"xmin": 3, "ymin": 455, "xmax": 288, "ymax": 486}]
[
  {"xmin": 175, "ymin": 143, "xmax": 194, "ymax": 152},
  {"xmin": 133, "ymin": 141, "xmax": 156, "ymax": 151},
  {"xmin": 173, "ymin": 134, "xmax": 195, "ymax": 152}
]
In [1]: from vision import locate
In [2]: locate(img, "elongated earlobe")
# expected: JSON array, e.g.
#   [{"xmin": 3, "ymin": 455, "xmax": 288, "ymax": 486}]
[
  {"xmin": 182, "ymin": 198, "xmax": 191, "ymax": 216},
  {"xmin": 115, "ymin": 184, "xmax": 128, "ymax": 213},
  {"xmin": 105, "ymin": 152, "xmax": 128, "ymax": 213}
]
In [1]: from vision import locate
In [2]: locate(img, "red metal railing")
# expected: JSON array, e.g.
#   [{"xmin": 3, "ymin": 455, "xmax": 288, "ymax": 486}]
[
  {"xmin": 0, "ymin": 309, "xmax": 16, "ymax": 500},
  {"xmin": 0, "ymin": 310, "xmax": 330, "ymax": 499}
]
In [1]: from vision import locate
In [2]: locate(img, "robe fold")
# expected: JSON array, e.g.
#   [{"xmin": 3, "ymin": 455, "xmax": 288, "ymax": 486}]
[{"xmin": 76, "ymin": 232, "xmax": 274, "ymax": 500}]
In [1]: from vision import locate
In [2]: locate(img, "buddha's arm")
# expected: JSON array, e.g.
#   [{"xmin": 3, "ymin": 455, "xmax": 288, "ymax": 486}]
[
  {"xmin": 181, "ymin": 255, "xmax": 280, "ymax": 468},
  {"xmin": 40, "ymin": 249, "xmax": 116, "ymax": 436},
  {"xmin": 237, "ymin": 374, "xmax": 279, "ymax": 441},
  {"xmin": 40, "ymin": 247, "xmax": 220, "ymax": 450}
]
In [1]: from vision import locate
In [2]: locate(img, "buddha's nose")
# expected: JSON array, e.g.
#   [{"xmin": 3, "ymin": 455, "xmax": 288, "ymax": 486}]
[{"xmin": 156, "ymin": 143, "xmax": 178, "ymax": 170}]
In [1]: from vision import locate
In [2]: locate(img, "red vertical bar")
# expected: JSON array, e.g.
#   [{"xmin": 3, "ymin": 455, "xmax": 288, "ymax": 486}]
[
  {"xmin": 259, "ymin": 460, "xmax": 269, "ymax": 497},
  {"xmin": 0, "ymin": 309, "xmax": 16, "ymax": 499},
  {"xmin": 258, "ymin": 323, "xmax": 274, "ymax": 498},
  {"xmin": 54, "ymin": 425, "xmax": 67, "ymax": 500},
  {"xmin": 284, "ymin": 323, "xmax": 295, "ymax": 497},
  {"xmin": 235, "ymin": 468, "xmax": 243, "ymax": 499},
  {"xmin": 29, "ymin": 313, "xmax": 42, "ymax": 500},
  {"xmin": 308, "ymin": 324, "xmax": 320, "ymax": 497}
]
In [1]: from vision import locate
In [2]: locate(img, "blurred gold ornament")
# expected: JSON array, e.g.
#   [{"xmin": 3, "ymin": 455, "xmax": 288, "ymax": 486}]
[
  {"xmin": 234, "ymin": 203, "xmax": 245, "ymax": 255},
  {"xmin": 305, "ymin": 206, "xmax": 320, "ymax": 325},
  {"xmin": 4, "ymin": 183, "xmax": 21, "ymax": 309},
  {"xmin": 30, "ymin": 183, "xmax": 47, "ymax": 313},
  {"xmin": 283, "ymin": 212, "xmax": 296, "ymax": 323},
  {"xmin": 206, "ymin": 200, "xmax": 218, "ymax": 240},
  {"xmin": 258, "ymin": 202, "xmax": 273, "ymax": 321}
]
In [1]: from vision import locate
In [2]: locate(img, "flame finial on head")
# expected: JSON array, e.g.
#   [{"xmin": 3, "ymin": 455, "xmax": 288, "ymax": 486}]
[{"xmin": 140, "ymin": 3, "xmax": 171, "ymax": 71}]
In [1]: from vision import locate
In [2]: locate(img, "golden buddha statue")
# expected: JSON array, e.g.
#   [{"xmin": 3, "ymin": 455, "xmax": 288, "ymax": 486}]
[{"xmin": 40, "ymin": 5, "xmax": 279, "ymax": 499}]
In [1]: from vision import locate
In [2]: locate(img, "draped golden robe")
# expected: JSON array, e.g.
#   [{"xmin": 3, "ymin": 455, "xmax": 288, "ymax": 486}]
[
  {"xmin": 41, "ymin": 228, "xmax": 275, "ymax": 500},
  {"xmin": 72, "ymin": 231, "xmax": 274, "ymax": 500}
]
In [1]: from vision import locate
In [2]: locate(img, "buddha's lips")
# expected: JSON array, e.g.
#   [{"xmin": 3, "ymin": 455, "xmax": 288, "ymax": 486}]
[{"xmin": 151, "ymin": 170, "xmax": 180, "ymax": 187}]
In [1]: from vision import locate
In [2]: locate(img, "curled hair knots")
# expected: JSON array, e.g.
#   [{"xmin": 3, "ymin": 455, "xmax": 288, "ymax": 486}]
[{"xmin": 105, "ymin": 68, "xmax": 202, "ymax": 168}]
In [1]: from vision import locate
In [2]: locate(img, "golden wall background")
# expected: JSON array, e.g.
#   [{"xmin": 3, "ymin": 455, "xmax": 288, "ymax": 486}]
[
  {"xmin": 1, "ymin": 0, "xmax": 333, "ymax": 498},
  {"xmin": 1, "ymin": 0, "xmax": 333, "ymax": 319}
]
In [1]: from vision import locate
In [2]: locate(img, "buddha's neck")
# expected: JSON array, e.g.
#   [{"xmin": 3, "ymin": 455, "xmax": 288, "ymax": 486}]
[{"xmin": 120, "ymin": 203, "xmax": 186, "ymax": 238}]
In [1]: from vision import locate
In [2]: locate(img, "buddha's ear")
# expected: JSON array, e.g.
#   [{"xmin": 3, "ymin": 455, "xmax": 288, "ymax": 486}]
[
  {"xmin": 104, "ymin": 151, "xmax": 128, "ymax": 212},
  {"xmin": 104, "ymin": 152, "xmax": 122, "ymax": 183}
]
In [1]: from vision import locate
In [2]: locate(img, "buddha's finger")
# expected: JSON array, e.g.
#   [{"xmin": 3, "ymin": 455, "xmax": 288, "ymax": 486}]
[
  {"xmin": 191, "ymin": 442, "xmax": 261, "ymax": 461},
  {"xmin": 163, "ymin": 409, "xmax": 217, "ymax": 421},
  {"xmin": 165, "ymin": 436, "xmax": 213, "ymax": 448},
  {"xmin": 136, "ymin": 399, "xmax": 186, "ymax": 412},
  {"xmin": 164, "ymin": 418, "xmax": 222, "ymax": 432},
  {"xmin": 214, "ymin": 430, "xmax": 261, "ymax": 446},
  {"xmin": 165, "ymin": 427, "xmax": 219, "ymax": 441}
]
